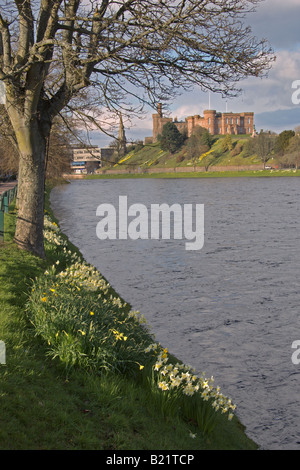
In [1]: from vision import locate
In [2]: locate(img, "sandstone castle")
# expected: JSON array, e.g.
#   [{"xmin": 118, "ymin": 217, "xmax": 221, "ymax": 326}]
[{"xmin": 145, "ymin": 103, "xmax": 254, "ymax": 143}]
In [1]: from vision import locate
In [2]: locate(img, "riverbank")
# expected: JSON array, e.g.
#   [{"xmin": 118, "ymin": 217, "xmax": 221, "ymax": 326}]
[
  {"xmin": 0, "ymin": 184, "xmax": 258, "ymax": 450},
  {"xmin": 63, "ymin": 168, "xmax": 300, "ymax": 180}
]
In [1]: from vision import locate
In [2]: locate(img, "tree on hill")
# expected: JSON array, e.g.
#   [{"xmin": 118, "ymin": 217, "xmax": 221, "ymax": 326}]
[
  {"xmin": 274, "ymin": 130, "xmax": 295, "ymax": 156},
  {"xmin": 254, "ymin": 130, "xmax": 276, "ymax": 168},
  {"xmin": 0, "ymin": 0, "xmax": 274, "ymax": 257},
  {"xmin": 159, "ymin": 122, "xmax": 185, "ymax": 154},
  {"xmin": 278, "ymin": 134, "xmax": 300, "ymax": 169},
  {"xmin": 186, "ymin": 126, "xmax": 212, "ymax": 166},
  {"xmin": 222, "ymin": 134, "xmax": 233, "ymax": 152}
]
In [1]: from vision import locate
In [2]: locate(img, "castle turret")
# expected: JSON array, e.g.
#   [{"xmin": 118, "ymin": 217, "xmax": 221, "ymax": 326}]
[
  {"xmin": 152, "ymin": 103, "xmax": 172, "ymax": 142},
  {"xmin": 203, "ymin": 110, "xmax": 217, "ymax": 134}
]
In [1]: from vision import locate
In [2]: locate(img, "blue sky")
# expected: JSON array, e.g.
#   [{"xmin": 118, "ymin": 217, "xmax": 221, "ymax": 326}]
[{"xmin": 90, "ymin": 0, "xmax": 300, "ymax": 147}]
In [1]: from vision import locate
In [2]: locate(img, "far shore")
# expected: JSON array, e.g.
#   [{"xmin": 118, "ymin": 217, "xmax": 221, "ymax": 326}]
[{"xmin": 63, "ymin": 168, "xmax": 300, "ymax": 180}]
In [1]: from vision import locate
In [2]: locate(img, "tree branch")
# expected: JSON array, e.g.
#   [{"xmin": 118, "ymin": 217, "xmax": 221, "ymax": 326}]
[
  {"xmin": 14, "ymin": 0, "xmax": 34, "ymax": 67},
  {"xmin": 0, "ymin": 13, "xmax": 12, "ymax": 73}
]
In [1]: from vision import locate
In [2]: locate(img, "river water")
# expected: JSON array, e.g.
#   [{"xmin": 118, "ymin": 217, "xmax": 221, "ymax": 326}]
[{"xmin": 50, "ymin": 177, "xmax": 300, "ymax": 450}]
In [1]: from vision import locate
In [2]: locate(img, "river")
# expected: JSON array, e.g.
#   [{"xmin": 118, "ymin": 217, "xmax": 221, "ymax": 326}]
[{"xmin": 50, "ymin": 176, "xmax": 300, "ymax": 450}]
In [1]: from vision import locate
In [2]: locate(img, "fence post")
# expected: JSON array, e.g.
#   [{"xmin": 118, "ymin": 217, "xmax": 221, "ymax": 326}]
[
  {"xmin": 3, "ymin": 194, "xmax": 9, "ymax": 213},
  {"xmin": 0, "ymin": 205, "xmax": 4, "ymax": 242},
  {"xmin": 0, "ymin": 185, "xmax": 17, "ymax": 241}
]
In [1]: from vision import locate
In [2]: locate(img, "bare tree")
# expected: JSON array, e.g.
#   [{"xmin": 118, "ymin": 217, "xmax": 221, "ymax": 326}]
[
  {"xmin": 0, "ymin": 108, "xmax": 80, "ymax": 179},
  {"xmin": 281, "ymin": 135, "xmax": 300, "ymax": 169},
  {"xmin": 0, "ymin": 0, "xmax": 274, "ymax": 256},
  {"xmin": 254, "ymin": 130, "xmax": 275, "ymax": 168}
]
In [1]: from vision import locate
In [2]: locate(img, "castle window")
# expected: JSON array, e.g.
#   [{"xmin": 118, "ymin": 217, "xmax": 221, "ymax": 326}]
[
  {"xmin": 248, "ymin": 117, "xmax": 251, "ymax": 124},
  {"xmin": 208, "ymin": 118, "xmax": 210, "ymax": 124},
  {"xmin": 231, "ymin": 118, "xmax": 233, "ymax": 124}
]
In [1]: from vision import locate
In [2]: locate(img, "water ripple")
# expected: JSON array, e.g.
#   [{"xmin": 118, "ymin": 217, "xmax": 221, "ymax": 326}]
[{"xmin": 51, "ymin": 177, "xmax": 300, "ymax": 450}]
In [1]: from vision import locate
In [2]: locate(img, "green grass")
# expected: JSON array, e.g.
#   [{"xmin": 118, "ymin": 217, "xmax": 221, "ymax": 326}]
[
  {"xmin": 0, "ymin": 189, "xmax": 258, "ymax": 450},
  {"xmin": 87, "ymin": 168, "xmax": 300, "ymax": 179}
]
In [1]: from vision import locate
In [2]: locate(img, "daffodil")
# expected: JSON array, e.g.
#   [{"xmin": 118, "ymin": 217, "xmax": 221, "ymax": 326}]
[{"xmin": 158, "ymin": 381, "xmax": 169, "ymax": 391}]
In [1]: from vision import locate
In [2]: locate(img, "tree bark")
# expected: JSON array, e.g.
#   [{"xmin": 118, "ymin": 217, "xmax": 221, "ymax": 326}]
[{"xmin": 13, "ymin": 119, "xmax": 48, "ymax": 258}]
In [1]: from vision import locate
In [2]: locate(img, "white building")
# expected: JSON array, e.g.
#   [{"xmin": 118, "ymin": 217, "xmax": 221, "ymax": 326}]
[{"xmin": 71, "ymin": 147, "xmax": 114, "ymax": 174}]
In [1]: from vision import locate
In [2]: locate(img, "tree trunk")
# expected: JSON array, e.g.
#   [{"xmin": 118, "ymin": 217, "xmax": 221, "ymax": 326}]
[{"xmin": 13, "ymin": 120, "xmax": 48, "ymax": 258}]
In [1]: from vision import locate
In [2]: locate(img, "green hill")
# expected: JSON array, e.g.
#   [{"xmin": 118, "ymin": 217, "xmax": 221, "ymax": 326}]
[{"xmin": 104, "ymin": 135, "xmax": 269, "ymax": 172}]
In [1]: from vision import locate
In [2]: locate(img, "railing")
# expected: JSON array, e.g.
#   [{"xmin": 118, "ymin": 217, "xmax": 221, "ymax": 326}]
[{"xmin": 0, "ymin": 184, "xmax": 17, "ymax": 242}]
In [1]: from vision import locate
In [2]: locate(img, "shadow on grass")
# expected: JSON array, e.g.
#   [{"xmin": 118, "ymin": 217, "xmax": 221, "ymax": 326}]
[{"xmin": 0, "ymin": 242, "xmax": 46, "ymax": 308}]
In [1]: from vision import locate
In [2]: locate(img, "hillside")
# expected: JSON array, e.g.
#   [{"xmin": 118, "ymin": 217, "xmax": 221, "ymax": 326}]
[{"xmin": 103, "ymin": 135, "xmax": 273, "ymax": 172}]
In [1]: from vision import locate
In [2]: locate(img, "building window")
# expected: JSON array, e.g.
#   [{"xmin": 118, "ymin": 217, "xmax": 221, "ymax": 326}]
[
  {"xmin": 248, "ymin": 117, "xmax": 251, "ymax": 124},
  {"xmin": 226, "ymin": 118, "xmax": 228, "ymax": 124},
  {"xmin": 208, "ymin": 117, "xmax": 210, "ymax": 124},
  {"xmin": 231, "ymin": 118, "xmax": 233, "ymax": 124}
]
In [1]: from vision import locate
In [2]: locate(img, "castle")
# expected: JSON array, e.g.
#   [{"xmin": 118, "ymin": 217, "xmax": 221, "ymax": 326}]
[{"xmin": 145, "ymin": 103, "xmax": 255, "ymax": 143}]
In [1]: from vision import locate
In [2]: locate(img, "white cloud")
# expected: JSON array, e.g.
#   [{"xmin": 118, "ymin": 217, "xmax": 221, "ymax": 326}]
[{"xmin": 234, "ymin": 49, "xmax": 300, "ymax": 114}]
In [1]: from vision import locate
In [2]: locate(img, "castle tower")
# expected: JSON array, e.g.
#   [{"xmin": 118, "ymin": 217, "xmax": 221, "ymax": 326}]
[
  {"xmin": 152, "ymin": 103, "xmax": 172, "ymax": 142},
  {"xmin": 203, "ymin": 110, "xmax": 217, "ymax": 134}
]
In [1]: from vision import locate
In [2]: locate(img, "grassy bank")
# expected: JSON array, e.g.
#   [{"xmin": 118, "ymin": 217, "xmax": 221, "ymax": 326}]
[
  {"xmin": 0, "ymin": 187, "xmax": 258, "ymax": 450},
  {"xmin": 86, "ymin": 169, "xmax": 300, "ymax": 180},
  {"xmin": 101, "ymin": 138, "xmax": 263, "ymax": 171}
]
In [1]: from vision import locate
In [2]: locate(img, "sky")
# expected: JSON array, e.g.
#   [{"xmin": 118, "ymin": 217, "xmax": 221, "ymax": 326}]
[{"xmin": 90, "ymin": 0, "xmax": 300, "ymax": 148}]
